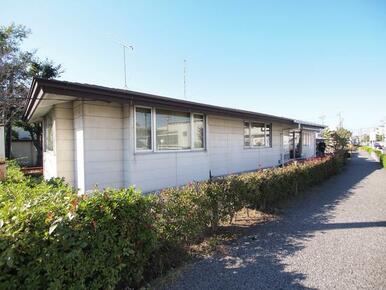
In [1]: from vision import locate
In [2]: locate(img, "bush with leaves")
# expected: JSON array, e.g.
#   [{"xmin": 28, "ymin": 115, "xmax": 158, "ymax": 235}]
[
  {"xmin": 0, "ymin": 163, "xmax": 157, "ymax": 290},
  {"xmin": 381, "ymin": 154, "xmax": 386, "ymax": 168},
  {"xmin": 0, "ymin": 154, "xmax": 346, "ymax": 289},
  {"xmin": 359, "ymin": 146, "xmax": 386, "ymax": 168}
]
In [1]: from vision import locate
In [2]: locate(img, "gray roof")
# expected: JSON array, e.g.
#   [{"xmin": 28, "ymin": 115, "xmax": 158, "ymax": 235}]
[{"xmin": 24, "ymin": 78, "xmax": 325, "ymax": 129}]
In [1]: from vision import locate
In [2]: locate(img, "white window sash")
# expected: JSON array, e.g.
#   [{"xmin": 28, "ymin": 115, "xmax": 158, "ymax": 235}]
[
  {"xmin": 244, "ymin": 121, "xmax": 271, "ymax": 148},
  {"xmin": 134, "ymin": 106, "xmax": 206, "ymax": 153},
  {"xmin": 134, "ymin": 105, "xmax": 153, "ymax": 152}
]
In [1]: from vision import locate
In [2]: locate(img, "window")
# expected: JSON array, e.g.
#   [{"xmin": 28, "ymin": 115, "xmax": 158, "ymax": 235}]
[
  {"xmin": 135, "ymin": 107, "xmax": 152, "ymax": 150},
  {"xmin": 44, "ymin": 113, "xmax": 54, "ymax": 151},
  {"xmin": 265, "ymin": 124, "xmax": 271, "ymax": 147},
  {"xmin": 251, "ymin": 122, "xmax": 265, "ymax": 147},
  {"xmin": 193, "ymin": 114, "xmax": 205, "ymax": 149},
  {"xmin": 135, "ymin": 107, "xmax": 206, "ymax": 152},
  {"xmin": 156, "ymin": 109, "xmax": 191, "ymax": 150},
  {"xmin": 303, "ymin": 132, "xmax": 312, "ymax": 147},
  {"xmin": 244, "ymin": 121, "xmax": 271, "ymax": 148},
  {"xmin": 243, "ymin": 122, "xmax": 250, "ymax": 147}
]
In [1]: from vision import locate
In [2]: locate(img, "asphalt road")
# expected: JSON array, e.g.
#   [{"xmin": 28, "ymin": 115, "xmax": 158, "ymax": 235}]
[{"xmin": 163, "ymin": 152, "xmax": 386, "ymax": 290}]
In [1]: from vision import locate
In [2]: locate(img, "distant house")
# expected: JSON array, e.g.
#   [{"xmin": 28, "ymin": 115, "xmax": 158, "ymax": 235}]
[
  {"xmin": 24, "ymin": 78, "xmax": 324, "ymax": 193},
  {"xmin": 11, "ymin": 127, "xmax": 38, "ymax": 166}
]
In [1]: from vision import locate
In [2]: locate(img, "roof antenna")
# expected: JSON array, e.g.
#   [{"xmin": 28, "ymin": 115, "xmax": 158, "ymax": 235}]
[
  {"xmin": 116, "ymin": 41, "xmax": 134, "ymax": 88},
  {"xmin": 337, "ymin": 112, "xmax": 343, "ymax": 129},
  {"xmin": 318, "ymin": 115, "xmax": 326, "ymax": 125},
  {"xmin": 184, "ymin": 59, "xmax": 187, "ymax": 100}
]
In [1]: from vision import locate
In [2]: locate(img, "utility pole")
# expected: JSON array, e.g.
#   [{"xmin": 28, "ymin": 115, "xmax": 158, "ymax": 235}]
[
  {"xmin": 319, "ymin": 115, "xmax": 326, "ymax": 125},
  {"xmin": 337, "ymin": 112, "xmax": 343, "ymax": 129}
]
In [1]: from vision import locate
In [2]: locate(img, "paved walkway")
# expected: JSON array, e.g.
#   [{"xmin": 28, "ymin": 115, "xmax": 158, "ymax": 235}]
[{"xmin": 164, "ymin": 152, "xmax": 386, "ymax": 290}]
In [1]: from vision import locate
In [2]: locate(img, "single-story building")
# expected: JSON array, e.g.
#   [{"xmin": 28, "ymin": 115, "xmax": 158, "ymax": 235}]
[{"xmin": 24, "ymin": 78, "xmax": 325, "ymax": 193}]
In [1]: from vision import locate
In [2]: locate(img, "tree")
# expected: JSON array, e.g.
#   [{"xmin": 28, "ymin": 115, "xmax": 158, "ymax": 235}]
[
  {"xmin": 0, "ymin": 23, "xmax": 62, "ymax": 165},
  {"xmin": 330, "ymin": 127, "xmax": 352, "ymax": 152},
  {"xmin": 29, "ymin": 59, "xmax": 63, "ymax": 79},
  {"xmin": 1, "ymin": 24, "xmax": 33, "ymax": 159},
  {"xmin": 18, "ymin": 59, "xmax": 62, "ymax": 166},
  {"xmin": 321, "ymin": 127, "xmax": 352, "ymax": 153}
]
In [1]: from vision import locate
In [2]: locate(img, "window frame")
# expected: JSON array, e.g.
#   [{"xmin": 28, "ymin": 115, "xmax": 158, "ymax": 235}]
[
  {"xmin": 134, "ymin": 105, "xmax": 206, "ymax": 153},
  {"xmin": 155, "ymin": 108, "xmax": 192, "ymax": 152},
  {"xmin": 134, "ymin": 105, "xmax": 154, "ymax": 152},
  {"xmin": 243, "ymin": 121, "xmax": 272, "ymax": 149},
  {"xmin": 302, "ymin": 131, "xmax": 310, "ymax": 147},
  {"xmin": 44, "ymin": 112, "xmax": 54, "ymax": 152},
  {"xmin": 192, "ymin": 113, "xmax": 206, "ymax": 150}
]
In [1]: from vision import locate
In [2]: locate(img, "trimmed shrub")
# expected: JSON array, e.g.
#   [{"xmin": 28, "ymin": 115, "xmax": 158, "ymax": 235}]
[
  {"xmin": 0, "ymin": 163, "xmax": 157, "ymax": 290},
  {"xmin": 0, "ymin": 154, "xmax": 346, "ymax": 289},
  {"xmin": 359, "ymin": 146, "xmax": 385, "ymax": 168},
  {"xmin": 380, "ymin": 154, "xmax": 386, "ymax": 168}
]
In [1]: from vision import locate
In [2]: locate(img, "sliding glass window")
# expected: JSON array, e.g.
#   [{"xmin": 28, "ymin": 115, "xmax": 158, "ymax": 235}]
[
  {"xmin": 193, "ymin": 114, "xmax": 205, "ymax": 149},
  {"xmin": 244, "ymin": 121, "xmax": 272, "ymax": 148},
  {"xmin": 156, "ymin": 109, "xmax": 191, "ymax": 150},
  {"xmin": 265, "ymin": 124, "xmax": 271, "ymax": 147},
  {"xmin": 250, "ymin": 122, "xmax": 265, "ymax": 147},
  {"xmin": 44, "ymin": 113, "xmax": 54, "ymax": 151},
  {"xmin": 135, "ymin": 107, "xmax": 152, "ymax": 150},
  {"xmin": 135, "ymin": 107, "xmax": 206, "ymax": 152},
  {"xmin": 243, "ymin": 122, "xmax": 250, "ymax": 147}
]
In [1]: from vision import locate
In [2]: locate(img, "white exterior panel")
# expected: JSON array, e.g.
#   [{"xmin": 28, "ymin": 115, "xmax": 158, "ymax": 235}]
[
  {"xmin": 41, "ymin": 99, "xmax": 318, "ymax": 193},
  {"xmin": 42, "ymin": 102, "xmax": 75, "ymax": 185},
  {"xmin": 81, "ymin": 101, "xmax": 124, "ymax": 190}
]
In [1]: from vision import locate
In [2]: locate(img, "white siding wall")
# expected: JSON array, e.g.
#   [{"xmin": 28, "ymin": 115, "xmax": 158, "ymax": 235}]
[
  {"xmin": 73, "ymin": 101, "xmax": 85, "ymax": 191},
  {"xmin": 302, "ymin": 130, "xmax": 316, "ymax": 158},
  {"xmin": 125, "ymin": 105, "xmax": 292, "ymax": 192},
  {"xmin": 43, "ymin": 109, "xmax": 56, "ymax": 179},
  {"xmin": 207, "ymin": 115, "xmax": 285, "ymax": 177},
  {"xmin": 82, "ymin": 101, "xmax": 124, "ymax": 190},
  {"xmin": 42, "ymin": 100, "xmax": 318, "ymax": 193},
  {"xmin": 55, "ymin": 103, "xmax": 74, "ymax": 185},
  {"xmin": 124, "ymin": 105, "xmax": 209, "ymax": 191},
  {"xmin": 123, "ymin": 103, "xmax": 131, "ymax": 187},
  {"xmin": 43, "ymin": 102, "xmax": 74, "ymax": 185}
]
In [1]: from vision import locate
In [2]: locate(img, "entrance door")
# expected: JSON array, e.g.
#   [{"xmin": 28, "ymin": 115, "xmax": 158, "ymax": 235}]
[
  {"xmin": 289, "ymin": 130, "xmax": 301, "ymax": 159},
  {"xmin": 282, "ymin": 130, "xmax": 291, "ymax": 163}
]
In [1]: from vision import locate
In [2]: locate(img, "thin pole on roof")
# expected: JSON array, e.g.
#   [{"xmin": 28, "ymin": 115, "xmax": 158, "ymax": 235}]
[
  {"xmin": 123, "ymin": 46, "xmax": 127, "ymax": 88},
  {"xmin": 318, "ymin": 115, "xmax": 326, "ymax": 125},
  {"xmin": 116, "ymin": 41, "xmax": 134, "ymax": 88},
  {"xmin": 337, "ymin": 112, "xmax": 343, "ymax": 129},
  {"xmin": 184, "ymin": 59, "xmax": 187, "ymax": 100}
]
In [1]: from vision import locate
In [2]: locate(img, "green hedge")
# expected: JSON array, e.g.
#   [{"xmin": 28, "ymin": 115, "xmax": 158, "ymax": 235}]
[
  {"xmin": 0, "ymin": 164, "xmax": 157, "ymax": 289},
  {"xmin": 0, "ymin": 154, "xmax": 346, "ymax": 289},
  {"xmin": 381, "ymin": 154, "xmax": 386, "ymax": 168},
  {"xmin": 359, "ymin": 146, "xmax": 386, "ymax": 168}
]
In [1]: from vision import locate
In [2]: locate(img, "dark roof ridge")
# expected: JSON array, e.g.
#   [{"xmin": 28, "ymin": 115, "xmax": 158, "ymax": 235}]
[{"xmin": 24, "ymin": 77, "xmax": 325, "ymax": 129}]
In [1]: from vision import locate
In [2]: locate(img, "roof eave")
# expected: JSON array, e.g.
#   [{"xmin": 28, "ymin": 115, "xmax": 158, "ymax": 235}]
[
  {"xmin": 24, "ymin": 78, "xmax": 297, "ymax": 125},
  {"xmin": 23, "ymin": 78, "xmax": 321, "ymax": 128}
]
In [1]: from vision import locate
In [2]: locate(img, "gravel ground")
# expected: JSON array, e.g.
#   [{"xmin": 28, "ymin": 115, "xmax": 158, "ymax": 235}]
[{"xmin": 163, "ymin": 152, "xmax": 386, "ymax": 290}]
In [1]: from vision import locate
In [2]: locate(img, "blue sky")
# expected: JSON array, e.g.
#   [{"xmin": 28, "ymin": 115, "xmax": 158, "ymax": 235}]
[{"xmin": 2, "ymin": 0, "xmax": 386, "ymax": 130}]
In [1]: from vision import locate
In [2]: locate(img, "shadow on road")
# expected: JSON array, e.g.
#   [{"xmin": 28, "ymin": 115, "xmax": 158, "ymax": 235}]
[{"xmin": 166, "ymin": 153, "xmax": 382, "ymax": 289}]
